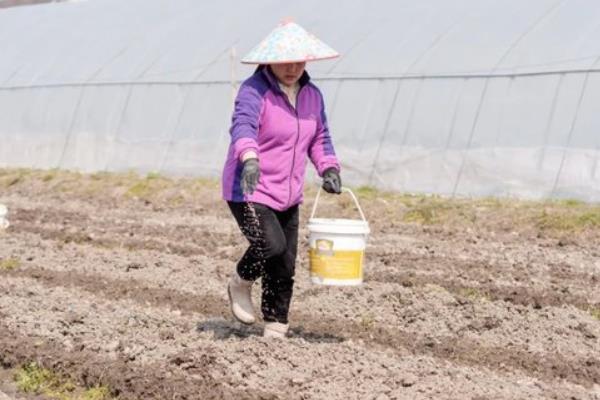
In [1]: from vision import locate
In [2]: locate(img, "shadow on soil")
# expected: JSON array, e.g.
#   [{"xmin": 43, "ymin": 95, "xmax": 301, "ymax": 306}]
[
  {"xmin": 196, "ymin": 318, "xmax": 262, "ymax": 339},
  {"xmin": 196, "ymin": 318, "xmax": 345, "ymax": 343}
]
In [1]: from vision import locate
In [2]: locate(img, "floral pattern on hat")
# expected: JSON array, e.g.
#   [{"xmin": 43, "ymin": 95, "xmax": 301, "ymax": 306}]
[{"xmin": 241, "ymin": 20, "xmax": 339, "ymax": 64}]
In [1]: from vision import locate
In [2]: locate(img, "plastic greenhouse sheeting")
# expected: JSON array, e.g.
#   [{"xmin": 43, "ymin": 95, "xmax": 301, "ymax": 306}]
[{"xmin": 1, "ymin": 0, "xmax": 600, "ymax": 201}]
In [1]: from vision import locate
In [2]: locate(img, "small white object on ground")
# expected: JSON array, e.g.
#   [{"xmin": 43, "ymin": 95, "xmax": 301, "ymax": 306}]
[
  {"xmin": 0, "ymin": 204, "xmax": 8, "ymax": 229},
  {"xmin": 0, "ymin": 390, "xmax": 14, "ymax": 400}
]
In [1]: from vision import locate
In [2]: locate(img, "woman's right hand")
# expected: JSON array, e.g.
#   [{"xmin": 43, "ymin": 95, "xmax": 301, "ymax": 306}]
[{"xmin": 241, "ymin": 158, "xmax": 260, "ymax": 195}]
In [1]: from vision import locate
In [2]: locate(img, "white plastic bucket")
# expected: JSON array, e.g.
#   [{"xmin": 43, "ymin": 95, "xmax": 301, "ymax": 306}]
[
  {"xmin": 307, "ymin": 187, "xmax": 370, "ymax": 286},
  {"xmin": 0, "ymin": 204, "xmax": 8, "ymax": 230}
]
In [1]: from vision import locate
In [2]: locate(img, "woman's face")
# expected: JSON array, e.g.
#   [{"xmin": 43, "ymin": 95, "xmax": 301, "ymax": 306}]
[{"xmin": 270, "ymin": 62, "xmax": 306, "ymax": 87}]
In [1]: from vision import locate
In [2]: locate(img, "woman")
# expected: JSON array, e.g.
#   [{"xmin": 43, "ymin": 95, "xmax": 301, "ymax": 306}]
[{"xmin": 222, "ymin": 20, "xmax": 342, "ymax": 338}]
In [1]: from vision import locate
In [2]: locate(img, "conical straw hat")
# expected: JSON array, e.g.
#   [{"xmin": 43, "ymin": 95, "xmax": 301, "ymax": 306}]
[{"xmin": 241, "ymin": 20, "xmax": 339, "ymax": 64}]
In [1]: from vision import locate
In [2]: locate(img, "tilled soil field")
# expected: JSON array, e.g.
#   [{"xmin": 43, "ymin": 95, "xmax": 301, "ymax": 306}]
[{"xmin": 1, "ymin": 169, "xmax": 600, "ymax": 400}]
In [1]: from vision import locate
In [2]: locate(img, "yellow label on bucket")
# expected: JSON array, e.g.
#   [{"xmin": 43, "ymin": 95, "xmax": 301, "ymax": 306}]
[{"xmin": 309, "ymin": 249, "xmax": 364, "ymax": 280}]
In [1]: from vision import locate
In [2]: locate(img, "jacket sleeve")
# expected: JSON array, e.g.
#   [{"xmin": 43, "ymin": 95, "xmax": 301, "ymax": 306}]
[
  {"xmin": 230, "ymin": 82, "xmax": 264, "ymax": 161},
  {"xmin": 308, "ymin": 89, "xmax": 341, "ymax": 176}
]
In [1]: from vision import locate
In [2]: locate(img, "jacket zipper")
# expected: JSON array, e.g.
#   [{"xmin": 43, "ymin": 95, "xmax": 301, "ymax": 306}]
[{"xmin": 287, "ymin": 88, "xmax": 302, "ymax": 208}]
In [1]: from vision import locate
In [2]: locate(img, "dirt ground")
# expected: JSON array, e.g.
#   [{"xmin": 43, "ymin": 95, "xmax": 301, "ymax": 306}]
[{"xmin": 1, "ymin": 168, "xmax": 599, "ymax": 400}]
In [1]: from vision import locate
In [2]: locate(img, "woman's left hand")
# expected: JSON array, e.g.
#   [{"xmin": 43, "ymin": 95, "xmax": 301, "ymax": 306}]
[{"xmin": 322, "ymin": 168, "xmax": 341, "ymax": 194}]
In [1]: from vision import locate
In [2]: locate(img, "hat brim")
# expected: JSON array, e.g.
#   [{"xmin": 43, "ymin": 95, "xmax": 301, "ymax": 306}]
[{"xmin": 240, "ymin": 54, "xmax": 340, "ymax": 65}]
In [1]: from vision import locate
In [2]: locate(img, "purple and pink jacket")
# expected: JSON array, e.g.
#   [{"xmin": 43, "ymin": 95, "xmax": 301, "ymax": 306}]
[{"xmin": 222, "ymin": 66, "xmax": 340, "ymax": 211}]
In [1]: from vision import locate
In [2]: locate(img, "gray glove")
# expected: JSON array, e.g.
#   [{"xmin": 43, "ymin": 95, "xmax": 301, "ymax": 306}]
[
  {"xmin": 322, "ymin": 168, "xmax": 342, "ymax": 194},
  {"xmin": 241, "ymin": 158, "xmax": 260, "ymax": 195}
]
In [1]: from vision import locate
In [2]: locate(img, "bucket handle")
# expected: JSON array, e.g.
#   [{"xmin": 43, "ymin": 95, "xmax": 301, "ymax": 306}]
[{"xmin": 310, "ymin": 186, "xmax": 367, "ymax": 222}]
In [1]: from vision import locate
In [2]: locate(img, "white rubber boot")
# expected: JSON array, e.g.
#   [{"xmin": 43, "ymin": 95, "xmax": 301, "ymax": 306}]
[
  {"xmin": 227, "ymin": 273, "xmax": 256, "ymax": 325},
  {"xmin": 263, "ymin": 322, "xmax": 289, "ymax": 339}
]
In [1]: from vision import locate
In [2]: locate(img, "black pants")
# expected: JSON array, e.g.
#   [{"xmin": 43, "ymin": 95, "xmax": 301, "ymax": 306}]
[{"xmin": 228, "ymin": 201, "xmax": 299, "ymax": 324}]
